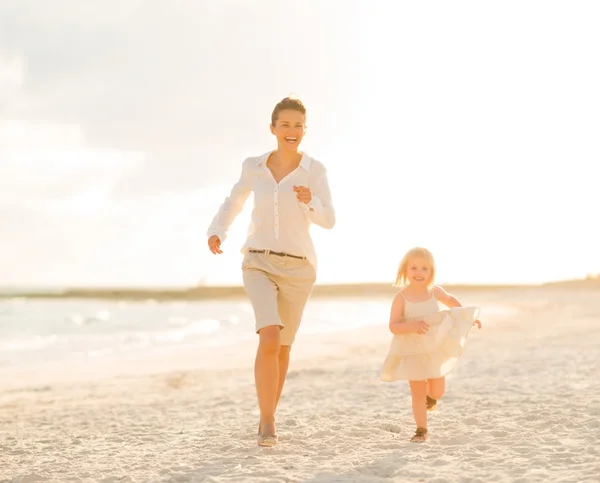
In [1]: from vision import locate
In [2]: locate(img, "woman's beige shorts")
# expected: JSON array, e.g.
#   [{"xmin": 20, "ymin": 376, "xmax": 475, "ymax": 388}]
[{"xmin": 242, "ymin": 251, "xmax": 316, "ymax": 345}]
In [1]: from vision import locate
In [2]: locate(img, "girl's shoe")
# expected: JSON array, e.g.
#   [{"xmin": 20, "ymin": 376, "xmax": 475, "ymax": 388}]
[
  {"xmin": 426, "ymin": 395, "xmax": 437, "ymax": 411},
  {"xmin": 410, "ymin": 427, "xmax": 428, "ymax": 443}
]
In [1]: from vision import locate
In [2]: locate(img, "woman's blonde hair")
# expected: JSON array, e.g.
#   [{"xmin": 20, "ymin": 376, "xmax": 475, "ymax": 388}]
[
  {"xmin": 271, "ymin": 95, "xmax": 306, "ymax": 126},
  {"xmin": 394, "ymin": 247, "xmax": 436, "ymax": 287}
]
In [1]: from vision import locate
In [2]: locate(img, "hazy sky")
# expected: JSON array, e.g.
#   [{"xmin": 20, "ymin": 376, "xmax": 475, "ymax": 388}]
[{"xmin": 1, "ymin": 1, "xmax": 599, "ymax": 287}]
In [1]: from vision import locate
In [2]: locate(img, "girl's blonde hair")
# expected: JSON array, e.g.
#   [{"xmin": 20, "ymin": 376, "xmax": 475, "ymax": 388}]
[{"xmin": 394, "ymin": 247, "xmax": 436, "ymax": 287}]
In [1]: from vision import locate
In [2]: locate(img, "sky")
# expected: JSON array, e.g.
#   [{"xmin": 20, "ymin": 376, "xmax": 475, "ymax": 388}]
[{"xmin": 1, "ymin": 0, "xmax": 599, "ymax": 288}]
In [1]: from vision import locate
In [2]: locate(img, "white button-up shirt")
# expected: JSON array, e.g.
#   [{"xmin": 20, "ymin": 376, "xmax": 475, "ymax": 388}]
[{"xmin": 207, "ymin": 151, "xmax": 336, "ymax": 271}]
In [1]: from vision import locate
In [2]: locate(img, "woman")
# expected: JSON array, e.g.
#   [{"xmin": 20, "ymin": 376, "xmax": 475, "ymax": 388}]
[{"xmin": 206, "ymin": 96, "xmax": 336, "ymax": 446}]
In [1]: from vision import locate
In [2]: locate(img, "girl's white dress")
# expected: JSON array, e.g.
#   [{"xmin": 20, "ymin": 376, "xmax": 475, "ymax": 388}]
[{"xmin": 380, "ymin": 289, "xmax": 480, "ymax": 382}]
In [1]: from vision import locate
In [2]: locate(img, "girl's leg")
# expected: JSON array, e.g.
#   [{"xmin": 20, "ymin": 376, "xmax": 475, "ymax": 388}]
[
  {"xmin": 409, "ymin": 380, "xmax": 428, "ymax": 441},
  {"xmin": 426, "ymin": 377, "xmax": 445, "ymax": 410},
  {"xmin": 427, "ymin": 377, "xmax": 445, "ymax": 399}
]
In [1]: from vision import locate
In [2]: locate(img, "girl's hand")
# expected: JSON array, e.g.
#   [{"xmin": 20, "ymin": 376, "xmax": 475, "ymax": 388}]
[
  {"xmin": 473, "ymin": 319, "xmax": 482, "ymax": 329},
  {"xmin": 411, "ymin": 320, "xmax": 429, "ymax": 334},
  {"xmin": 293, "ymin": 185, "xmax": 312, "ymax": 204},
  {"xmin": 208, "ymin": 235, "xmax": 222, "ymax": 254}
]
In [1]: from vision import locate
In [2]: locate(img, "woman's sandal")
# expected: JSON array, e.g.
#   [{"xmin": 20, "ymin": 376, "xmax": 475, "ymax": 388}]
[
  {"xmin": 257, "ymin": 422, "xmax": 278, "ymax": 447},
  {"xmin": 426, "ymin": 395, "xmax": 437, "ymax": 411},
  {"xmin": 410, "ymin": 427, "xmax": 428, "ymax": 443},
  {"xmin": 257, "ymin": 433, "xmax": 278, "ymax": 447}
]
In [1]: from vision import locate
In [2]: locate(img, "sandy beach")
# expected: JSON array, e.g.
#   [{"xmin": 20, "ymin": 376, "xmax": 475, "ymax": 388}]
[{"xmin": 1, "ymin": 286, "xmax": 599, "ymax": 482}]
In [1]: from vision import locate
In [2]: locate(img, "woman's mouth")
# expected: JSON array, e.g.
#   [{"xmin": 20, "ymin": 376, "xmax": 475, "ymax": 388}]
[{"xmin": 285, "ymin": 136, "xmax": 298, "ymax": 144}]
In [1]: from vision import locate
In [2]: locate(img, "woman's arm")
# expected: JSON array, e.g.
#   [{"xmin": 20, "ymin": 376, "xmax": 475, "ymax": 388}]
[
  {"xmin": 206, "ymin": 158, "xmax": 253, "ymax": 243},
  {"xmin": 301, "ymin": 164, "xmax": 336, "ymax": 229}
]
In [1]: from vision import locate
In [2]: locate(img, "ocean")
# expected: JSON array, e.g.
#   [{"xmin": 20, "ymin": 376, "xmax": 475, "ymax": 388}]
[{"xmin": 0, "ymin": 296, "xmax": 391, "ymax": 373}]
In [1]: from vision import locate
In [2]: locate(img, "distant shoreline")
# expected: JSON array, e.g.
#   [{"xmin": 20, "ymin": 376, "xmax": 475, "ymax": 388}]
[{"xmin": 1, "ymin": 278, "xmax": 598, "ymax": 301}]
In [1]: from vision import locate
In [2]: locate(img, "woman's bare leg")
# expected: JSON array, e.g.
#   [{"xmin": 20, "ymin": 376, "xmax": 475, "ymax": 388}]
[
  {"xmin": 255, "ymin": 325, "xmax": 281, "ymax": 438},
  {"xmin": 275, "ymin": 345, "xmax": 291, "ymax": 411}
]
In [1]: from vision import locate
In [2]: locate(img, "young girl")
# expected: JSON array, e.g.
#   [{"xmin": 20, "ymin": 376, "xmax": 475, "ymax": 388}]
[{"xmin": 380, "ymin": 247, "xmax": 482, "ymax": 443}]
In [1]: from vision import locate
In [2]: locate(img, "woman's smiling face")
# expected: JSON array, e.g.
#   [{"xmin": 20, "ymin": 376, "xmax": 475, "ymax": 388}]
[{"xmin": 270, "ymin": 109, "xmax": 306, "ymax": 151}]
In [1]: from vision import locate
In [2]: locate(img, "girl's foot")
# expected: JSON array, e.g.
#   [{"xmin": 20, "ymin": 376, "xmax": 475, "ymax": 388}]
[
  {"xmin": 426, "ymin": 395, "xmax": 437, "ymax": 411},
  {"xmin": 410, "ymin": 427, "xmax": 428, "ymax": 443}
]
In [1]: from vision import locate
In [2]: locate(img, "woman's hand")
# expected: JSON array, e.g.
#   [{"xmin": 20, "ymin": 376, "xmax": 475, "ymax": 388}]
[
  {"xmin": 293, "ymin": 185, "xmax": 312, "ymax": 204},
  {"xmin": 208, "ymin": 235, "xmax": 222, "ymax": 254},
  {"xmin": 473, "ymin": 319, "xmax": 482, "ymax": 329}
]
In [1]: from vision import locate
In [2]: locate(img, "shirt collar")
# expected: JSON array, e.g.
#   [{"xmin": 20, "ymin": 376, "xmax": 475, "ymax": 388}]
[{"xmin": 256, "ymin": 151, "xmax": 312, "ymax": 171}]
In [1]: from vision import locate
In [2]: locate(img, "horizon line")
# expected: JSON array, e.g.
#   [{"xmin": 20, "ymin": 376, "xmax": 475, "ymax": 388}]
[
  {"xmin": 1, "ymin": 276, "xmax": 598, "ymax": 300},
  {"xmin": 1, "ymin": 273, "xmax": 599, "ymax": 292}
]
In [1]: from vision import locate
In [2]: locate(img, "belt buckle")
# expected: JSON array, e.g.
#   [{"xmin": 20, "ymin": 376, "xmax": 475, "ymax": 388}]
[{"xmin": 265, "ymin": 249, "xmax": 270, "ymax": 256}]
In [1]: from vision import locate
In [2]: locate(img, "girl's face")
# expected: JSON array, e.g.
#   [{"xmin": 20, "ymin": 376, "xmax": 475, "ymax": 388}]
[
  {"xmin": 407, "ymin": 257, "xmax": 432, "ymax": 286},
  {"xmin": 270, "ymin": 109, "xmax": 306, "ymax": 152}
]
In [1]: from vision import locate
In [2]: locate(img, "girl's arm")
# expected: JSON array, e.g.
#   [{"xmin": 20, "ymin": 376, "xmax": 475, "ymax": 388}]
[
  {"xmin": 433, "ymin": 286, "xmax": 482, "ymax": 329},
  {"xmin": 433, "ymin": 285, "xmax": 462, "ymax": 308},
  {"xmin": 388, "ymin": 293, "xmax": 429, "ymax": 335}
]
